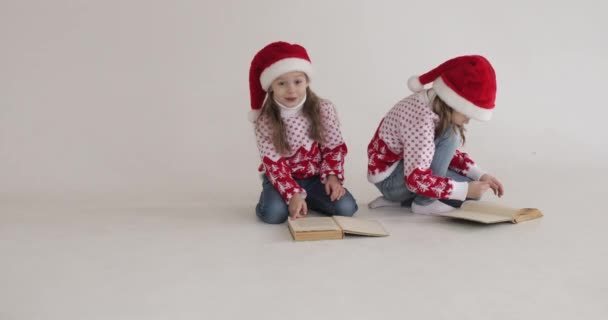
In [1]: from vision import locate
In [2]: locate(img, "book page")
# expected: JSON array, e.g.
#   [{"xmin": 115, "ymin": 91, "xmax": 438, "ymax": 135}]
[
  {"xmin": 288, "ymin": 217, "xmax": 341, "ymax": 232},
  {"xmin": 332, "ymin": 216, "xmax": 389, "ymax": 236},
  {"xmin": 437, "ymin": 201, "xmax": 543, "ymax": 224},
  {"xmin": 438, "ymin": 209, "xmax": 512, "ymax": 224},
  {"xmin": 460, "ymin": 201, "xmax": 519, "ymax": 217},
  {"xmin": 437, "ymin": 201, "xmax": 517, "ymax": 223}
]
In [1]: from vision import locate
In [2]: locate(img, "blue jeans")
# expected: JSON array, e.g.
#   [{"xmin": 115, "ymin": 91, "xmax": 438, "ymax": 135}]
[
  {"xmin": 256, "ymin": 176, "xmax": 358, "ymax": 224},
  {"xmin": 374, "ymin": 126, "xmax": 472, "ymax": 207}
]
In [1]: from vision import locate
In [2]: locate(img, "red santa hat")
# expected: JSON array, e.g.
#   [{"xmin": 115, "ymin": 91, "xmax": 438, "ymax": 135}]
[
  {"xmin": 407, "ymin": 55, "xmax": 497, "ymax": 121},
  {"xmin": 248, "ymin": 41, "xmax": 313, "ymax": 121}
]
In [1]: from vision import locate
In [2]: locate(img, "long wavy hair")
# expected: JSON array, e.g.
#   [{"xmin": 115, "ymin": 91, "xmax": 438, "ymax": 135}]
[
  {"xmin": 257, "ymin": 87, "xmax": 325, "ymax": 155},
  {"xmin": 432, "ymin": 95, "xmax": 466, "ymax": 145}
]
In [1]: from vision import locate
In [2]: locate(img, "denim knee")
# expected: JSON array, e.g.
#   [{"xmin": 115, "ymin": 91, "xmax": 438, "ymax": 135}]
[
  {"xmin": 333, "ymin": 194, "xmax": 358, "ymax": 217},
  {"xmin": 256, "ymin": 200, "xmax": 289, "ymax": 224},
  {"xmin": 376, "ymin": 180, "xmax": 413, "ymax": 203}
]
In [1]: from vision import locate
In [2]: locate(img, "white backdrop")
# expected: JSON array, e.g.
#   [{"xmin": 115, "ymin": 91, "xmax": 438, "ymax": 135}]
[
  {"xmin": 2, "ymin": 2, "xmax": 608, "ymax": 320},
  {"xmin": 2, "ymin": 0, "xmax": 607, "ymax": 202}
]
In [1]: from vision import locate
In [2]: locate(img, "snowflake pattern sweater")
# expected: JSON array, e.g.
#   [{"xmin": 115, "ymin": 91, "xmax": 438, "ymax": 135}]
[
  {"xmin": 255, "ymin": 100, "xmax": 347, "ymax": 204},
  {"xmin": 367, "ymin": 90, "xmax": 485, "ymax": 201}
]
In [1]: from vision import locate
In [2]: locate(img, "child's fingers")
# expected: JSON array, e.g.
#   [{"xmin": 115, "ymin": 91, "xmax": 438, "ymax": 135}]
[
  {"xmin": 331, "ymin": 185, "xmax": 344, "ymax": 201},
  {"xmin": 491, "ymin": 181, "xmax": 503, "ymax": 197},
  {"xmin": 497, "ymin": 182, "xmax": 504, "ymax": 197},
  {"xmin": 325, "ymin": 183, "xmax": 331, "ymax": 195},
  {"xmin": 290, "ymin": 201, "xmax": 305, "ymax": 219},
  {"xmin": 336, "ymin": 188, "xmax": 346, "ymax": 200},
  {"xmin": 333, "ymin": 187, "xmax": 345, "ymax": 201},
  {"xmin": 488, "ymin": 182, "xmax": 498, "ymax": 195},
  {"xmin": 331, "ymin": 188, "xmax": 338, "ymax": 201}
]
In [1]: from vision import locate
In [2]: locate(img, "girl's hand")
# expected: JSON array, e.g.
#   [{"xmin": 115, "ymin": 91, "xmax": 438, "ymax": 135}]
[
  {"xmin": 288, "ymin": 193, "xmax": 307, "ymax": 220},
  {"xmin": 467, "ymin": 181, "xmax": 490, "ymax": 199},
  {"xmin": 324, "ymin": 175, "xmax": 345, "ymax": 201},
  {"xmin": 480, "ymin": 174, "xmax": 504, "ymax": 197}
]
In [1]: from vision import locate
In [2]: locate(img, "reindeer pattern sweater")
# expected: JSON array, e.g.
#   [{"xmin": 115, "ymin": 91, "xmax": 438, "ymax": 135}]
[
  {"xmin": 367, "ymin": 90, "xmax": 485, "ymax": 201},
  {"xmin": 255, "ymin": 100, "xmax": 347, "ymax": 203}
]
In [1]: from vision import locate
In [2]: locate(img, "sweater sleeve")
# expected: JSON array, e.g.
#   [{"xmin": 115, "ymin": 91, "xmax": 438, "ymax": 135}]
[
  {"xmin": 255, "ymin": 116, "xmax": 306, "ymax": 204},
  {"xmin": 402, "ymin": 115, "xmax": 467, "ymax": 201},
  {"xmin": 318, "ymin": 101, "xmax": 347, "ymax": 184},
  {"xmin": 448, "ymin": 150, "xmax": 485, "ymax": 181}
]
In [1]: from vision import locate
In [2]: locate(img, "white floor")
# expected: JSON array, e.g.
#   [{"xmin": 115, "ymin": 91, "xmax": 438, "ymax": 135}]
[{"xmin": 1, "ymin": 165, "xmax": 607, "ymax": 320}]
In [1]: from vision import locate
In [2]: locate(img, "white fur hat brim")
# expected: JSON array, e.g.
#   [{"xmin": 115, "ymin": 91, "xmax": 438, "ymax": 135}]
[
  {"xmin": 259, "ymin": 58, "xmax": 313, "ymax": 90},
  {"xmin": 433, "ymin": 77, "xmax": 493, "ymax": 121}
]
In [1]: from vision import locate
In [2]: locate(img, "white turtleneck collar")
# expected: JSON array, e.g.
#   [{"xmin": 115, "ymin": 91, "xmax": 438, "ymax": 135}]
[{"xmin": 274, "ymin": 94, "xmax": 306, "ymax": 117}]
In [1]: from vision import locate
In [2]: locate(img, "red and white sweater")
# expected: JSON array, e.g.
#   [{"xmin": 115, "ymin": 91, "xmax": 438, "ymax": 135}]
[
  {"xmin": 255, "ymin": 100, "xmax": 347, "ymax": 204},
  {"xmin": 367, "ymin": 91, "xmax": 485, "ymax": 201}
]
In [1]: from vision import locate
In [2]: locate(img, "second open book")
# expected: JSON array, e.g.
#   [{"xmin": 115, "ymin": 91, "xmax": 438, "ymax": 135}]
[{"xmin": 436, "ymin": 200, "xmax": 544, "ymax": 224}]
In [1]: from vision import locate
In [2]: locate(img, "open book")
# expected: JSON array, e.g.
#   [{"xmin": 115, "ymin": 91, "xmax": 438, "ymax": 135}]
[
  {"xmin": 436, "ymin": 201, "xmax": 543, "ymax": 224},
  {"xmin": 287, "ymin": 216, "xmax": 389, "ymax": 241}
]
